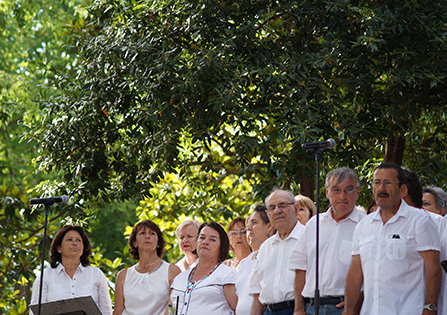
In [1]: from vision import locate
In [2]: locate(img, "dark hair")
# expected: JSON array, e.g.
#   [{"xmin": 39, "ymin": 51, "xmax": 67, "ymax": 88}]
[
  {"xmin": 403, "ymin": 168, "xmax": 423, "ymax": 208},
  {"xmin": 366, "ymin": 200, "xmax": 377, "ymax": 215},
  {"xmin": 50, "ymin": 225, "xmax": 92, "ymax": 268},
  {"xmin": 197, "ymin": 222, "xmax": 230, "ymax": 262},
  {"xmin": 253, "ymin": 205, "xmax": 269, "ymax": 224},
  {"xmin": 128, "ymin": 220, "xmax": 166, "ymax": 260},
  {"xmin": 374, "ymin": 163, "xmax": 405, "ymax": 187}
]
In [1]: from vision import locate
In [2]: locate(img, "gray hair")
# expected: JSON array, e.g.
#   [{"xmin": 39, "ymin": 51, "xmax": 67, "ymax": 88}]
[
  {"xmin": 422, "ymin": 186, "xmax": 447, "ymax": 212},
  {"xmin": 265, "ymin": 189, "xmax": 295, "ymax": 206},
  {"xmin": 325, "ymin": 167, "xmax": 360, "ymax": 188},
  {"xmin": 175, "ymin": 220, "xmax": 202, "ymax": 238}
]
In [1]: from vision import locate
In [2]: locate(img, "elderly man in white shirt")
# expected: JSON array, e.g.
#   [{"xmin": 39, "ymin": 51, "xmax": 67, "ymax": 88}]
[
  {"xmin": 249, "ymin": 189, "xmax": 305, "ymax": 315},
  {"xmin": 289, "ymin": 167, "xmax": 365, "ymax": 315},
  {"xmin": 343, "ymin": 163, "xmax": 441, "ymax": 315}
]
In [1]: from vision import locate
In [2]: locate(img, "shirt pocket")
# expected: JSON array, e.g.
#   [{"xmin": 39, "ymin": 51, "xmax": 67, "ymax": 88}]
[
  {"xmin": 338, "ymin": 240, "xmax": 353, "ymax": 266},
  {"xmin": 359, "ymin": 235, "xmax": 374, "ymax": 261},
  {"xmin": 386, "ymin": 234, "xmax": 407, "ymax": 260}
]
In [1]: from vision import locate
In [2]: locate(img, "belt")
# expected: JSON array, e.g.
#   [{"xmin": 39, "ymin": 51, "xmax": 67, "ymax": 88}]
[
  {"xmin": 264, "ymin": 300, "xmax": 295, "ymax": 311},
  {"xmin": 305, "ymin": 296, "xmax": 344, "ymax": 305}
]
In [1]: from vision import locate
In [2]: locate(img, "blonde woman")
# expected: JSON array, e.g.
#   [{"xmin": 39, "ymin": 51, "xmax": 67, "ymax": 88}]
[{"xmin": 295, "ymin": 194, "xmax": 316, "ymax": 225}]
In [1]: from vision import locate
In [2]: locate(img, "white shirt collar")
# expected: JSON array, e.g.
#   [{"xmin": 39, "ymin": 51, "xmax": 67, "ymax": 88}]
[
  {"xmin": 271, "ymin": 221, "xmax": 305, "ymax": 243},
  {"xmin": 324, "ymin": 206, "xmax": 364, "ymax": 223},
  {"xmin": 370, "ymin": 199, "xmax": 409, "ymax": 223},
  {"xmin": 55, "ymin": 262, "xmax": 85, "ymax": 274}
]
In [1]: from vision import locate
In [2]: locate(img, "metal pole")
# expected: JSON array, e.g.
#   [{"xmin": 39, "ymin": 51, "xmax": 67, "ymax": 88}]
[{"xmin": 37, "ymin": 203, "xmax": 50, "ymax": 315}]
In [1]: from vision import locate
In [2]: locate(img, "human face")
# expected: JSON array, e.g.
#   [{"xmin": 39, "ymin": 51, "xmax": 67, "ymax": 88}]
[
  {"xmin": 178, "ymin": 224, "xmax": 198, "ymax": 254},
  {"xmin": 246, "ymin": 212, "xmax": 271, "ymax": 249},
  {"xmin": 266, "ymin": 190, "xmax": 297, "ymax": 237},
  {"xmin": 296, "ymin": 204, "xmax": 311, "ymax": 225},
  {"xmin": 372, "ymin": 168, "xmax": 406, "ymax": 212},
  {"xmin": 228, "ymin": 222, "xmax": 249, "ymax": 251},
  {"xmin": 196, "ymin": 226, "xmax": 221, "ymax": 261},
  {"xmin": 58, "ymin": 230, "xmax": 83, "ymax": 261},
  {"xmin": 133, "ymin": 227, "xmax": 159, "ymax": 253},
  {"xmin": 326, "ymin": 177, "xmax": 359, "ymax": 221},
  {"xmin": 422, "ymin": 193, "xmax": 445, "ymax": 215}
]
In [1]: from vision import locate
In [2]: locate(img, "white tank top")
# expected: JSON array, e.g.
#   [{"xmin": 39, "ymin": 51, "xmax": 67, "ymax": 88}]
[{"xmin": 122, "ymin": 260, "xmax": 170, "ymax": 315}]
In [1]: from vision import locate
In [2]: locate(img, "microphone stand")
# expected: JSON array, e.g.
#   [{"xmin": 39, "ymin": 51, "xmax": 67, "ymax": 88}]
[
  {"xmin": 313, "ymin": 148, "xmax": 324, "ymax": 315},
  {"xmin": 37, "ymin": 202, "xmax": 53, "ymax": 315}
]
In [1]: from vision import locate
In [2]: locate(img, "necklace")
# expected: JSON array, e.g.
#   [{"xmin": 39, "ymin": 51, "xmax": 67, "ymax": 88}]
[
  {"xmin": 138, "ymin": 258, "xmax": 160, "ymax": 268},
  {"xmin": 186, "ymin": 262, "xmax": 221, "ymax": 292}
]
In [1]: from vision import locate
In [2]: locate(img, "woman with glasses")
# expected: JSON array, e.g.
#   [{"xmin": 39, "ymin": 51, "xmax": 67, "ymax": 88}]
[
  {"xmin": 235, "ymin": 205, "xmax": 276, "ymax": 315},
  {"xmin": 170, "ymin": 222, "xmax": 238, "ymax": 315},
  {"xmin": 223, "ymin": 217, "xmax": 252, "ymax": 270}
]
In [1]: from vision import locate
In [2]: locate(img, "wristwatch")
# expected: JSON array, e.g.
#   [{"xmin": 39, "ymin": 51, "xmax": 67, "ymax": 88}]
[{"xmin": 423, "ymin": 304, "xmax": 437, "ymax": 312}]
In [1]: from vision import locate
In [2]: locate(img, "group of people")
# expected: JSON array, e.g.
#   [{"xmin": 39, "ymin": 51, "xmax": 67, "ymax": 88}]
[{"xmin": 29, "ymin": 162, "xmax": 447, "ymax": 315}]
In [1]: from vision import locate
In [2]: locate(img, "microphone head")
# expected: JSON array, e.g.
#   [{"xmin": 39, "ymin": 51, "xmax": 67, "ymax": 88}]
[
  {"xmin": 327, "ymin": 138, "xmax": 336, "ymax": 150},
  {"xmin": 61, "ymin": 195, "xmax": 69, "ymax": 204}
]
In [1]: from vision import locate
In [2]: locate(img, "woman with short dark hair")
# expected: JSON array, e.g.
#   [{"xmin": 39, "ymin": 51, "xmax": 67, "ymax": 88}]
[
  {"xmin": 30, "ymin": 225, "xmax": 112, "ymax": 315},
  {"xmin": 170, "ymin": 221, "xmax": 238, "ymax": 314},
  {"xmin": 113, "ymin": 220, "xmax": 181, "ymax": 315}
]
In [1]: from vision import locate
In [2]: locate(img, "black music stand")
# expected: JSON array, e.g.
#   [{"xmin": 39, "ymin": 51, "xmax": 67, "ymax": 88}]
[{"xmin": 30, "ymin": 296, "xmax": 102, "ymax": 315}]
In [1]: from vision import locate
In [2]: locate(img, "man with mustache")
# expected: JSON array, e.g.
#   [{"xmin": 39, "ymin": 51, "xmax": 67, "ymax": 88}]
[
  {"xmin": 342, "ymin": 163, "xmax": 441, "ymax": 315},
  {"xmin": 249, "ymin": 189, "xmax": 305, "ymax": 315},
  {"xmin": 289, "ymin": 167, "xmax": 365, "ymax": 315}
]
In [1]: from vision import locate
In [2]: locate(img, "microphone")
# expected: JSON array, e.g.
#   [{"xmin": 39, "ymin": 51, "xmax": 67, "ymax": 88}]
[
  {"xmin": 30, "ymin": 195, "xmax": 69, "ymax": 206},
  {"xmin": 301, "ymin": 138, "xmax": 336, "ymax": 151}
]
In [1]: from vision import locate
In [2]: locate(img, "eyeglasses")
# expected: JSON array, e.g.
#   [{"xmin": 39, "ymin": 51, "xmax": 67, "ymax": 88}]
[
  {"xmin": 330, "ymin": 186, "xmax": 359, "ymax": 195},
  {"xmin": 370, "ymin": 180, "xmax": 400, "ymax": 187},
  {"xmin": 266, "ymin": 202, "xmax": 294, "ymax": 211},
  {"xmin": 228, "ymin": 230, "xmax": 246, "ymax": 237}
]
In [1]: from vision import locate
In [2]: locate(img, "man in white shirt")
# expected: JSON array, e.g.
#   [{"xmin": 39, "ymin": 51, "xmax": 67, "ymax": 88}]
[
  {"xmin": 343, "ymin": 163, "xmax": 441, "ymax": 315},
  {"xmin": 438, "ymin": 215, "xmax": 447, "ymax": 314},
  {"xmin": 422, "ymin": 185, "xmax": 447, "ymax": 216},
  {"xmin": 289, "ymin": 167, "xmax": 365, "ymax": 315},
  {"xmin": 250, "ymin": 189, "xmax": 305, "ymax": 315}
]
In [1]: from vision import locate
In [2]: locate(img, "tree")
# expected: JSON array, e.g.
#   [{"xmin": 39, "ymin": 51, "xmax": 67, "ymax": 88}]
[
  {"xmin": 26, "ymin": 0, "xmax": 447, "ymax": 211},
  {"xmin": 0, "ymin": 0, "xmax": 93, "ymax": 313}
]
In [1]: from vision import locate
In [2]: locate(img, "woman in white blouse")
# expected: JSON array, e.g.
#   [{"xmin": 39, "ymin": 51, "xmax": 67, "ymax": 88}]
[
  {"xmin": 30, "ymin": 225, "xmax": 112, "ymax": 315},
  {"xmin": 170, "ymin": 221, "xmax": 238, "ymax": 315},
  {"xmin": 235, "ymin": 205, "xmax": 275, "ymax": 315},
  {"xmin": 113, "ymin": 220, "xmax": 181, "ymax": 315},
  {"xmin": 223, "ymin": 217, "xmax": 252, "ymax": 270}
]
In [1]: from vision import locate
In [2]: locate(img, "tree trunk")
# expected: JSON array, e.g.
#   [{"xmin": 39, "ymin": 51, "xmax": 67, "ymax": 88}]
[
  {"xmin": 299, "ymin": 177, "xmax": 315, "ymax": 200},
  {"xmin": 384, "ymin": 127, "xmax": 406, "ymax": 165}
]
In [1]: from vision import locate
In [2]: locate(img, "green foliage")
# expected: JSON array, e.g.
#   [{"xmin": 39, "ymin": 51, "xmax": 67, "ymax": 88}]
[
  {"xmin": 0, "ymin": 184, "xmax": 54, "ymax": 314},
  {"xmin": 26, "ymin": 0, "xmax": 447, "ymax": 210}
]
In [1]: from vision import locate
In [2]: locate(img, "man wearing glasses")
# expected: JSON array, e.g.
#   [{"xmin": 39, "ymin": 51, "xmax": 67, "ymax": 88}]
[
  {"xmin": 289, "ymin": 167, "xmax": 365, "ymax": 315},
  {"xmin": 343, "ymin": 163, "xmax": 441, "ymax": 315},
  {"xmin": 249, "ymin": 189, "xmax": 305, "ymax": 315}
]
